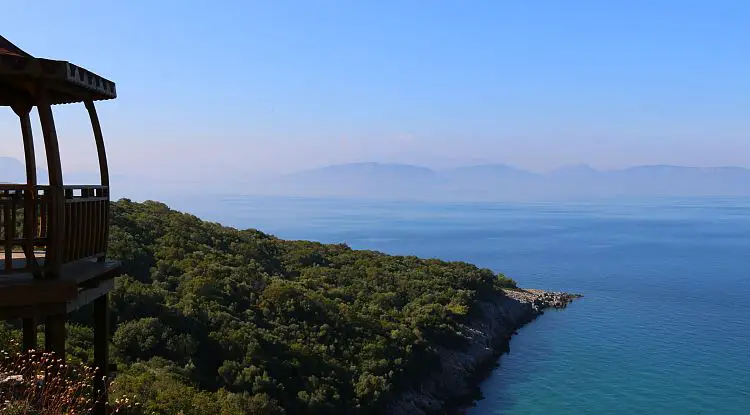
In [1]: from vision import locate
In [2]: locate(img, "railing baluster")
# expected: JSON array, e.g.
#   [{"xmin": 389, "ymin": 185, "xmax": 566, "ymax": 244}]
[
  {"xmin": 67, "ymin": 188, "xmax": 75, "ymax": 263},
  {"xmin": 96, "ymin": 188, "xmax": 103, "ymax": 255},
  {"xmin": 30, "ymin": 189, "xmax": 37, "ymax": 252},
  {"xmin": 40, "ymin": 191, "xmax": 48, "ymax": 241},
  {"xmin": 92, "ymin": 188, "xmax": 97, "ymax": 256},
  {"xmin": 77, "ymin": 200, "xmax": 83, "ymax": 260},
  {"xmin": 22, "ymin": 187, "xmax": 41, "ymax": 276},
  {"xmin": 78, "ymin": 191, "xmax": 83, "ymax": 259},
  {"xmin": 80, "ymin": 191, "xmax": 87, "ymax": 258},
  {"xmin": 11, "ymin": 192, "xmax": 17, "ymax": 269},
  {"xmin": 81, "ymin": 189, "xmax": 88, "ymax": 257},
  {"xmin": 11, "ymin": 192, "xmax": 17, "ymax": 239},
  {"xmin": 79, "ymin": 196, "xmax": 84, "ymax": 259},
  {"xmin": 76, "ymin": 194, "xmax": 82, "ymax": 259},
  {"xmin": 83, "ymin": 189, "xmax": 94, "ymax": 257},
  {"xmin": 91, "ymin": 197, "xmax": 100, "ymax": 255},
  {"xmin": 4, "ymin": 191, "xmax": 12, "ymax": 272},
  {"xmin": 94, "ymin": 190, "xmax": 100, "ymax": 255},
  {"xmin": 94, "ymin": 197, "xmax": 100, "ymax": 256},
  {"xmin": 71, "ymin": 202, "xmax": 76, "ymax": 262},
  {"xmin": 99, "ymin": 199, "xmax": 105, "ymax": 254},
  {"xmin": 63, "ymin": 201, "xmax": 69, "ymax": 263},
  {"xmin": 78, "ymin": 197, "xmax": 83, "ymax": 260}
]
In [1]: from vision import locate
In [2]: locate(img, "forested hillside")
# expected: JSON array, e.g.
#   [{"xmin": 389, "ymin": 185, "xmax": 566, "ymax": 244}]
[{"xmin": 2, "ymin": 200, "xmax": 516, "ymax": 414}]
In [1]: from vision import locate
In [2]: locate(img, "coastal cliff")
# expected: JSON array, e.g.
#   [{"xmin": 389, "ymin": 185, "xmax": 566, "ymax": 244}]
[{"xmin": 386, "ymin": 289, "xmax": 581, "ymax": 414}]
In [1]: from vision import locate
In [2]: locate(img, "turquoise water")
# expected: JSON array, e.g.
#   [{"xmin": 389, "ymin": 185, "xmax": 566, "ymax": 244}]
[{"xmin": 169, "ymin": 196, "xmax": 750, "ymax": 414}]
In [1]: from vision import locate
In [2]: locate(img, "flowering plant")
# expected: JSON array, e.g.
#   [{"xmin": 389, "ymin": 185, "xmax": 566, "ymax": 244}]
[{"xmin": 0, "ymin": 342, "xmax": 142, "ymax": 414}]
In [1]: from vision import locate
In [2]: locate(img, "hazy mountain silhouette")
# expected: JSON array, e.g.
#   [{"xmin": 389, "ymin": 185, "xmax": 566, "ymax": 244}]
[
  {"xmin": 248, "ymin": 162, "xmax": 750, "ymax": 200},
  {"xmin": 262, "ymin": 162, "xmax": 443, "ymax": 199},
  {"xmin": 3, "ymin": 156, "xmax": 748, "ymax": 201},
  {"xmin": 0, "ymin": 156, "xmax": 94, "ymax": 185},
  {"xmin": 550, "ymin": 164, "xmax": 599, "ymax": 177},
  {"xmin": 0, "ymin": 157, "xmax": 127, "ymax": 194},
  {"xmin": 0, "ymin": 157, "xmax": 26, "ymax": 183}
]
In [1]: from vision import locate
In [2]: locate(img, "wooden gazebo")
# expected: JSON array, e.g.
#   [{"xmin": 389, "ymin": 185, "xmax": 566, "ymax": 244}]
[{"xmin": 0, "ymin": 35, "xmax": 120, "ymax": 412}]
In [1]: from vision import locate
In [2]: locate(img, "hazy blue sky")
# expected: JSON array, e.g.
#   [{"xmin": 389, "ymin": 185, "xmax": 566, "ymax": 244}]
[{"xmin": 1, "ymin": 1, "xmax": 749, "ymax": 181}]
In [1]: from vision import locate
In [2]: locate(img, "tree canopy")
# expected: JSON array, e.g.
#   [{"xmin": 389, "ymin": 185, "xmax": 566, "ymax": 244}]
[{"xmin": 4, "ymin": 199, "xmax": 517, "ymax": 414}]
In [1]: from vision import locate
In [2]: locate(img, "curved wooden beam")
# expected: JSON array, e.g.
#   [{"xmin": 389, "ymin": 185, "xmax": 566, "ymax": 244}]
[
  {"xmin": 37, "ymin": 102, "xmax": 63, "ymax": 187},
  {"xmin": 14, "ymin": 104, "xmax": 41, "ymax": 349},
  {"xmin": 37, "ymin": 91, "xmax": 64, "ymax": 275},
  {"xmin": 38, "ymin": 95, "xmax": 69, "ymax": 355},
  {"xmin": 11, "ymin": 104, "xmax": 36, "ymax": 186},
  {"xmin": 12, "ymin": 104, "xmax": 41, "ymax": 277},
  {"xmin": 84, "ymin": 100, "xmax": 110, "ymax": 263},
  {"xmin": 84, "ymin": 100, "xmax": 109, "ymax": 187}
]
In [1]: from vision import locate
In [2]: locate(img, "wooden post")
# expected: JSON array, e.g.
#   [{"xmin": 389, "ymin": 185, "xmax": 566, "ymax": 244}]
[
  {"xmin": 22, "ymin": 318, "xmax": 37, "ymax": 351},
  {"xmin": 44, "ymin": 313, "xmax": 66, "ymax": 360},
  {"xmin": 93, "ymin": 294, "xmax": 109, "ymax": 415},
  {"xmin": 37, "ymin": 91, "xmax": 65, "ymax": 277},
  {"xmin": 85, "ymin": 100, "xmax": 110, "ymax": 263}
]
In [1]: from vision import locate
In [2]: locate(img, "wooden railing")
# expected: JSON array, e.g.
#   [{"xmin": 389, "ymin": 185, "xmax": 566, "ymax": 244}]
[
  {"xmin": 62, "ymin": 185, "xmax": 109, "ymax": 263},
  {"xmin": 0, "ymin": 184, "xmax": 109, "ymax": 275},
  {"xmin": 0, "ymin": 185, "xmax": 51, "ymax": 274}
]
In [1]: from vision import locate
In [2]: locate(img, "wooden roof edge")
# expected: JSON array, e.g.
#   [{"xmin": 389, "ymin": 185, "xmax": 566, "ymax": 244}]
[
  {"xmin": 0, "ymin": 35, "xmax": 116, "ymax": 101},
  {"xmin": 54, "ymin": 59, "xmax": 117, "ymax": 100},
  {"xmin": 0, "ymin": 35, "xmax": 33, "ymax": 58},
  {"xmin": 0, "ymin": 56, "xmax": 117, "ymax": 102}
]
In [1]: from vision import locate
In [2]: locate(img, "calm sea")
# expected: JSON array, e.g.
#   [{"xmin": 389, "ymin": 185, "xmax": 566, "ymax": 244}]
[{"xmin": 166, "ymin": 195, "xmax": 750, "ymax": 414}]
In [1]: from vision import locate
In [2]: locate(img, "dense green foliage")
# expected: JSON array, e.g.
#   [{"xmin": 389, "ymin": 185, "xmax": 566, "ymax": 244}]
[{"xmin": 3, "ymin": 200, "xmax": 516, "ymax": 414}]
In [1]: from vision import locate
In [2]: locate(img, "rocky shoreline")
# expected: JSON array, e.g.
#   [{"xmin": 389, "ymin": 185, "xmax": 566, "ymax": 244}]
[
  {"xmin": 505, "ymin": 288, "xmax": 582, "ymax": 313},
  {"xmin": 386, "ymin": 288, "xmax": 582, "ymax": 414}
]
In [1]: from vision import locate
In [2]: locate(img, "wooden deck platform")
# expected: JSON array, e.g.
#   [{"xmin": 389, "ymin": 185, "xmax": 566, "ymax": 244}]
[
  {"xmin": 3, "ymin": 35, "xmax": 118, "ymax": 414},
  {"xmin": 0, "ymin": 258, "xmax": 120, "ymax": 319}
]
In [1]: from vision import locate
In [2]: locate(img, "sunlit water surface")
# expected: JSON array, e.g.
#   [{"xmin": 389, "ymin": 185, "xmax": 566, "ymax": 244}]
[{"xmin": 165, "ymin": 195, "xmax": 750, "ymax": 415}]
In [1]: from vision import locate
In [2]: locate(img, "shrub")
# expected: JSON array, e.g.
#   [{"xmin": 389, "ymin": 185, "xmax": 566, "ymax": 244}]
[{"xmin": 0, "ymin": 342, "xmax": 142, "ymax": 414}]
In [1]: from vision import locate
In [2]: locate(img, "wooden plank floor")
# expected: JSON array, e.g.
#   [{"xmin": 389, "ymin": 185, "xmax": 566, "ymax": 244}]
[
  {"xmin": 0, "ymin": 258, "xmax": 120, "ymax": 314},
  {"xmin": 1, "ymin": 252, "xmax": 46, "ymax": 271}
]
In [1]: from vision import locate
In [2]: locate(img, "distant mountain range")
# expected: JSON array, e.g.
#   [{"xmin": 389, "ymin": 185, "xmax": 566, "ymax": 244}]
[
  {"xmin": 244, "ymin": 162, "xmax": 750, "ymax": 201},
  {"xmin": 0, "ymin": 156, "xmax": 107, "ymax": 186},
  {"xmin": 0, "ymin": 157, "xmax": 150, "ymax": 199},
  {"xmin": 3, "ymin": 157, "xmax": 749, "ymax": 201},
  {"xmin": 0, "ymin": 157, "xmax": 33, "ymax": 183}
]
